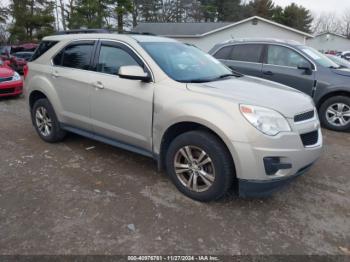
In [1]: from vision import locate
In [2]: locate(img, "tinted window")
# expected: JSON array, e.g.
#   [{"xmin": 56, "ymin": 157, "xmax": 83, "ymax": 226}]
[
  {"xmin": 61, "ymin": 43, "xmax": 94, "ymax": 70},
  {"xmin": 31, "ymin": 41, "xmax": 58, "ymax": 61},
  {"xmin": 267, "ymin": 45, "xmax": 309, "ymax": 68},
  {"xmin": 213, "ymin": 46, "xmax": 232, "ymax": 60},
  {"xmin": 230, "ymin": 44, "xmax": 263, "ymax": 63},
  {"xmin": 97, "ymin": 45, "xmax": 139, "ymax": 75},
  {"xmin": 53, "ymin": 50, "xmax": 63, "ymax": 66}
]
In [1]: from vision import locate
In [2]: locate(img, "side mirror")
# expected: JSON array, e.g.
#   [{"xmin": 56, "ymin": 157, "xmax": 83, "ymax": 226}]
[
  {"xmin": 118, "ymin": 66, "xmax": 151, "ymax": 82},
  {"xmin": 297, "ymin": 62, "xmax": 312, "ymax": 74}
]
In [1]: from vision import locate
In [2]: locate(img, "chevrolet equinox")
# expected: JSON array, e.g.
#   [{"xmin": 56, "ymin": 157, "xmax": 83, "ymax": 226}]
[{"xmin": 25, "ymin": 33, "xmax": 322, "ymax": 201}]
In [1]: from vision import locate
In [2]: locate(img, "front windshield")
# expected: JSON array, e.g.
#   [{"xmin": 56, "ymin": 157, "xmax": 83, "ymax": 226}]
[
  {"xmin": 301, "ymin": 46, "xmax": 340, "ymax": 68},
  {"xmin": 141, "ymin": 42, "xmax": 233, "ymax": 83}
]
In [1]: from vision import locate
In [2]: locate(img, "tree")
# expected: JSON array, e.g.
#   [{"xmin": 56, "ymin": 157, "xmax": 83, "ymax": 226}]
[
  {"xmin": 68, "ymin": 0, "xmax": 112, "ymax": 29},
  {"xmin": 342, "ymin": 10, "xmax": 350, "ymax": 38},
  {"xmin": 246, "ymin": 0, "xmax": 275, "ymax": 19},
  {"xmin": 282, "ymin": 3, "xmax": 313, "ymax": 33},
  {"xmin": 216, "ymin": 0, "xmax": 241, "ymax": 22},
  {"xmin": 0, "ymin": 3, "xmax": 8, "ymax": 23},
  {"xmin": 199, "ymin": 0, "xmax": 217, "ymax": 22},
  {"xmin": 115, "ymin": 0, "xmax": 133, "ymax": 32},
  {"xmin": 9, "ymin": 0, "xmax": 56, "ymax": 42},
  {"xmin": 312, "ymin": 13, "xmax": 341, "ymax": 35}
]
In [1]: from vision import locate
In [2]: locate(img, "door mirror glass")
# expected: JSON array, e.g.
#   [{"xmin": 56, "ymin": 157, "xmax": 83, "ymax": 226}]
[{"xmin": 118, "ymin": 65, "xmax": 151, "ymax": 82}]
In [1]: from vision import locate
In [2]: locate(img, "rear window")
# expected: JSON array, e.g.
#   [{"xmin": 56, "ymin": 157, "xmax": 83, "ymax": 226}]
[
  {"xmin": 30, "ymin": 41, "xmax": 58, "ymax": 61},
  {"xmin": 230, "ymin": 44, "xmax": 263, "ymax": 63},
  {"xmin": 213, "ymin": 46, "xmax": 233, "ymax": 60},
  {"xmin": 53, "ymin": 41, "xmax": 94, "ymax": 70}
]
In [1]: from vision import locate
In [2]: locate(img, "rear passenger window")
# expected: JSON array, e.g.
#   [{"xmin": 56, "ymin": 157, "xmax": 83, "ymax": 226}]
[
  {"xmin": 213, "ymin": 46, "xmax": 232, "ymax": 60},
  {"xmin": 230, "ymin": 44, "xmax": 263, "ymax": 63},
  {"xmin": 31, "ymin": 41, "xmax": 58, "ymax": 61},
  {"xmin": 54, "ymin": 42, "xmax": 94, "ymax": 70}
]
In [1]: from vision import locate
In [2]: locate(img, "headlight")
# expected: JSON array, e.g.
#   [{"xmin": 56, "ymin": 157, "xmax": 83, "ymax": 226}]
[
  {"xmin": 12, "ymin": 72, "xmax": 21, "ymax": 81},
  {"xmin": 240, "ymin": 104, "xmax": 291, "ymax": 136}
]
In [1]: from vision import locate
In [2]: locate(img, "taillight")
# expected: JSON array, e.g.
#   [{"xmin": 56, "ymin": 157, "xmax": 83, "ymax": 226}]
[{"xmin": 23, "ymin": 64, "xmax": 28, "ymax": 79}]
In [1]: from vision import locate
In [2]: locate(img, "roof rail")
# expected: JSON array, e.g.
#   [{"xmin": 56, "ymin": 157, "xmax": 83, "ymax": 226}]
[
  {"xmin": 122, "ymin": 31, "xmax": 157, "ymax": 36},
  {"xmin": 54, "ymin": 29, "xmax": 110, "ymax": 35}
]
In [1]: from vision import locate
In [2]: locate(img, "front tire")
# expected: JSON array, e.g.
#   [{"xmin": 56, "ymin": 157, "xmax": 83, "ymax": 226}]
[
  {"xmin": 319, "ymin": 96, "xmax": 350, "ymax": 131},
  {"xmin": 31, "ymin": 98, "xmax": 66, "ymax": 142},
  {"xmin": 165, "ymin": 130, "xmax": 235, "ymax": 202}
]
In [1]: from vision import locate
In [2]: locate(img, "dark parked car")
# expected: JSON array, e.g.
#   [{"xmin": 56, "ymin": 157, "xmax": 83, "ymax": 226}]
[
  {"xmin": 209, "ymin": 39, "xmax": 350, "ymax": 131},
  {"xmin": 13, "ymin": 51, "xmax": 33, "ymax": 61}
]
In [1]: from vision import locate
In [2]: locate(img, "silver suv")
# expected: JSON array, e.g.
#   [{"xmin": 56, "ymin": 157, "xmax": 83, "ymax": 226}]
[{"xmin": 25, "ymin": 33, "xmax": 322, "ymax": 202}]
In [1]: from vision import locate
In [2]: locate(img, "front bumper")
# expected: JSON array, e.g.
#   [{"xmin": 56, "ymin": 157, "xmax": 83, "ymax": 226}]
[
  {"xmin": 0, "ymin": 80, "xmax": 23, "ymax": 97},
  {"xmin": 238, "ymin": 162, "xmax": 314, "ymax": 197},
  {"xmin": 229, "ymin": 122, "xmax": 322, "ymax": 197}
]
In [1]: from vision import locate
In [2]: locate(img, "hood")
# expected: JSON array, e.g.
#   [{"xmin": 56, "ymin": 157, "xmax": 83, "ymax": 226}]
[
  {"xmin": 0, "ymin": 67, "xmax": 15, "ymax": 78},
  {"xmin": 331, "ymin": 68, "xmax": 350, "ymax": 77},
  {"xmin": 187, "ymin": 76, "xmax": 314, "ymax": 118}
]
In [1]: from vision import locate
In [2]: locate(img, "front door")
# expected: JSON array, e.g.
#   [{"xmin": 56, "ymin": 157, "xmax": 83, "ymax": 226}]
[
  {"xmin": 90, "ymin": 41, "xmax": 154, "ymax": 152},
  {"xmin": 261, "ymin": 44, "xmax": 316, "ymax": 96}
]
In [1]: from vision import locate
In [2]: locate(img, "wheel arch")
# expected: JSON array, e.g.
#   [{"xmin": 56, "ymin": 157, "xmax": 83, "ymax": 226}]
[
  {"xmin": 157, "ymin": 121, "xmax": 236, "ymax": 177},
  {"xmin": 316, "ymin": 89, "xmax": 350, "ymax": 109},
  {"xmin": 29, "ymin": 90, "xmax": 48, "ymax": 109},
  {"xmin": 26, "ymin": 75, "xmax": 63, "ymax": 122}
]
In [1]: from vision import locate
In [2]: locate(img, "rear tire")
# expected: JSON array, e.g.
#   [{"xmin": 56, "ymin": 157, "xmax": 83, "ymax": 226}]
[
  {"xmin": 31, "ymin": 98, "xmax": 66, "ymax": 142},
  {"xmin": 165, "ymin": 130, "xmax": 234, "ymax": 202},
  {"xmin": 319, "ymin": 96, "xmax": 350, "ymax": 132}
]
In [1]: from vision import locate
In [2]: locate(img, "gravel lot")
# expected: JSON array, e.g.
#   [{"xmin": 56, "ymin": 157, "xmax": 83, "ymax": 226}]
[{"xmin": 0, "ymin": 96, "xmax": 349, "ymax": 255}]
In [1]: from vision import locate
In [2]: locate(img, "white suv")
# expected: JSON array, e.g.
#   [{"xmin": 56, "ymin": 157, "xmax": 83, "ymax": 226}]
[{"xmin": 25, "ymin": 32, "xmax": 322, "ymax": 201}]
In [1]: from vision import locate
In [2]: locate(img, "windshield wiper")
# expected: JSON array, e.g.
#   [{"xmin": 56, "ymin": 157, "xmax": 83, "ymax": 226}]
[
  {"xmin": 181, "ymin": 72, "xmax": 243, "ymax": 83},
  {"xmin": 182, "ymin": 78, "xmax": 213, "ymax": 83},
  {"xmin": 329, "ymin": 65, "xmax": 341, "ymax": 69}
]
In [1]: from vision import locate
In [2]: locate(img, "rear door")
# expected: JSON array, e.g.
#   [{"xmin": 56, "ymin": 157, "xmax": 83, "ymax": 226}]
[
  {"xmin": 51, "ymin": 40, "xmax": 97, "ymax": 130},
  {"xmin": 213, "ymin": 44, "xmax": 264, "ymax": 77},
  {"xmin": 261, "ymin": 44, "xmax": 315, "ymax": 96}
]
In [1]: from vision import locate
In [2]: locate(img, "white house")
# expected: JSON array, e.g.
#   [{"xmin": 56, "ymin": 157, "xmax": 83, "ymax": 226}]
[
  {"xmin": 133, "ymin": 16, "xmax": 313, "ymax": 52},
  {"xmin": 307, "ymin": 32, "xmax": 350, "ymax": 52}
]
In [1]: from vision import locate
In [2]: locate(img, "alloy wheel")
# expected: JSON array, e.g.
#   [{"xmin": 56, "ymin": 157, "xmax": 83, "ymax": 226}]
[
  {"xmin": 326, "ymin": 103, "xmax": 350, "ymax": 127},
  {"xmin": 174, "ymin": 146, "xmax": 215, "ymax": 193},
  {"xmin": 35, "ymin": 106, "xmax": 53, "ymax": 137}
]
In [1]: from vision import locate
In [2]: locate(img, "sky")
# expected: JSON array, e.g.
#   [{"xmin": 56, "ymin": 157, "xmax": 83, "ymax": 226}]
[
  {"xmin": 272, "ymin": 0, "xmax": 350, "ymax": 15},
  {"xmin": 2, "ymin": 0, "xmax": 350, "ymax": 16}
]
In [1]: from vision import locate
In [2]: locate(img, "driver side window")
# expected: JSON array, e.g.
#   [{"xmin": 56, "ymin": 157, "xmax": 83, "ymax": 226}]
[
  {"xmin": 267, "ymin": 45, "xmax": 309, "ymax": 68},
  {"xmin": 97, "ymin": 44, "xmax": 139, "ymax": 75}
]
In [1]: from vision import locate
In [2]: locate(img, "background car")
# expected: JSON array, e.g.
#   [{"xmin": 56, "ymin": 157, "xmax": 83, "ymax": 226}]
[
  {"xmin": 0, "ymin": 43, "xmax": 37, "ymax": 74},
  {"xmin": 209, "ymin": 39, "xmax": 350, "ymax": 131},
  {"xmin": 326, "ymin": 54, "xmax": 350, "ymax": 69},
  {"xmin": 341, "ymin": 51, "xmax": 350, "ymax": 61},
  {"xmin": 0, "ymin": 59, "xmax": 23, "ymax": 97},
  {"xmin": 13, "ymin": 51, "xmax": 34, "ymax": 61}
]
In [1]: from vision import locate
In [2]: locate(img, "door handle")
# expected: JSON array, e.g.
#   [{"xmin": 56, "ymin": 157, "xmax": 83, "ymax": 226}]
[
  {"xmin": 263, "ymin": 70, "xmax": 274, "ymax": 76},
  {"xmin": 51, "ymin": 71, "xmax": 59, "ymax": 78},
  {"xmin": 92, "ymin": 81, "xmax": 104, "ymax": 90}
]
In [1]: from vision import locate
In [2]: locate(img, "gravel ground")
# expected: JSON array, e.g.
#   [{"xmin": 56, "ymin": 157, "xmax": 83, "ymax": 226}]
[{"xmin": 0, "ymin": 96, "xmax": 349, "ymax": 255}]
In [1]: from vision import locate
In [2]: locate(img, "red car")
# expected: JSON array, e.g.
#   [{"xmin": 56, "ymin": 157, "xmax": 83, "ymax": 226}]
[{"xmin": 0, "ymin": 59, "xmax": 23, "ymax": 97}]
